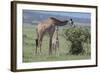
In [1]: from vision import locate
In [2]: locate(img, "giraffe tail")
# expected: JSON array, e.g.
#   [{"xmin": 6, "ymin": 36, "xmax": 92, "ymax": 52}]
[{"xmin": 36, "ymin": 28, "xmax": 39, "ymax": 47}]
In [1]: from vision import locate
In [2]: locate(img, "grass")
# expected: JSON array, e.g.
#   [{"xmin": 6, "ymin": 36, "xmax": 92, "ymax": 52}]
[{"xmin": 23, "ymin": 24, "xmax": 91, "ymax": 62}]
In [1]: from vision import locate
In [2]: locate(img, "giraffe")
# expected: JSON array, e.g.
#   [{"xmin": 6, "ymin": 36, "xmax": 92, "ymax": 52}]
[
  {"xmin": 35, "ymin": 17, "xmax": 73, "ymax": 55},
  {"xmin": 52, "ymin": 26, "xmax": 59, "ymax": 55}
]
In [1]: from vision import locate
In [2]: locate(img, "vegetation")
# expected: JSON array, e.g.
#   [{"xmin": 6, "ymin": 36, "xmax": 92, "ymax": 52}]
[{"xmin": 64, "ymin": 26, "xmax": 91, "ymax": 55}]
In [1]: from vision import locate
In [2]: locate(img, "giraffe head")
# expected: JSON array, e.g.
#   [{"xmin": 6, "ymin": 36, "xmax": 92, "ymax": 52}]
[{"xmin": 67, "ymin": 18, "xmax": 74, "ymax": 26}]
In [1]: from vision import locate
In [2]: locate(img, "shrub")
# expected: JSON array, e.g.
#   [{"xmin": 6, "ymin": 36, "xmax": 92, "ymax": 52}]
[{"xmin": 64, "ymin": 26, "xmax": 90, "ymax": 55}]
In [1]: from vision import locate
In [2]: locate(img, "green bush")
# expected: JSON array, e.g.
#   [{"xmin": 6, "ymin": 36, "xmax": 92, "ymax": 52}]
[{"xmin": 64, "ymin": 26, "xmax": 90, "ymax": 55}]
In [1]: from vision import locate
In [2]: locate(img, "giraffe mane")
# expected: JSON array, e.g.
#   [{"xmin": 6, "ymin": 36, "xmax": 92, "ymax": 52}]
[{"xmin": 49, "ymin": 17, "xmax": 62, "ymax": 22}]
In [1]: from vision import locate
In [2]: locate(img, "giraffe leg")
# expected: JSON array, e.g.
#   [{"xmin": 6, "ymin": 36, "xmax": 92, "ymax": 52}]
[
  {"xmin": 39, "ymin": 34, "xmax": 43, "ymax": 55},
  {"xmin": 49, "ymin": 28, "xmax": 55, "ymax": 55},
  {"xmin": 35, "ymin": 39, "xmax": 38, "ymax": 55},
  {"xmin": 49, "ymin": 37, "xmax": 52, "ymax": 55},
  {"xmin": 40, "ymin": 40, "xmax": 42, "ymax": 54},
  {"xmin": 38, "ymin": 39, "xmax": 41, "ymax": 55},
  {"xmin": 35, "ymin": 45, "xmax": 37, "ymax": 55},
  {"xmin": 37, "ymin": 37, "xmax": 40, "ymax": 55},
  {"xmin": 54, "ymin": 45, "xmax": 56, "ymax": 55}
]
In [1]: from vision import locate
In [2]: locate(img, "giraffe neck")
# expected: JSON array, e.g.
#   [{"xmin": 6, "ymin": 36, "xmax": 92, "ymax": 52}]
[
  {"xmin": 49, "ymin": 17, "xmax": 67, "ymax": 26},
  {"xmin": 55, "ymin": 20, "xmax": 68, "ymax": 26}
]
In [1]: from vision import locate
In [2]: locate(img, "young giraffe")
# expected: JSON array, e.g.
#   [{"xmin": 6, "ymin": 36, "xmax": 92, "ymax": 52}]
[
  {"xmin": 35, "ymin": 17, "xmax": 73, "ymax": 55},
  {"xmin": 52, "ymin": 26, "xmax": 59, "ymax": 55}
]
